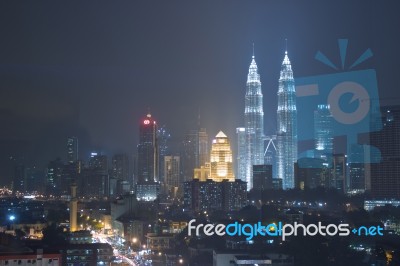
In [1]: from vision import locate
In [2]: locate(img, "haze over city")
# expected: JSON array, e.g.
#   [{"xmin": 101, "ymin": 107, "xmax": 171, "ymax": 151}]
[
  {"xmin": 1, "ymin": 1, "xmax": 400, "ymax": 186},
  {"xmin": 1, "ymin": 1, "xmax": 400, "ymax": 266}
]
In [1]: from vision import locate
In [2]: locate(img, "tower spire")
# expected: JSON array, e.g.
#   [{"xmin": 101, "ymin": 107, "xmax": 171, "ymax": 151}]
[
  {"xmin": 242, "ymin": 42, "xmax": 264, "ymax": 191},
  {"xmin": 285, "ymin": 38, "xmax": 288, "ymax": 55},
  {"xmin": 277, "ymin": 42, "xmax": 297, "ymax": 190}
]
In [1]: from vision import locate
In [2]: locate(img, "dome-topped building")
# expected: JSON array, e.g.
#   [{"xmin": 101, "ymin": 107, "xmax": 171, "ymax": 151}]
[{"xmin": 210, "ymin": 131, "xmax": 235, "ymax": 182}]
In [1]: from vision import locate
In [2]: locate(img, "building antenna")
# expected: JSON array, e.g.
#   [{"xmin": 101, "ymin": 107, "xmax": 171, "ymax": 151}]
[
  {"xmin": 252, "ymin": 42, "xmax": 255, "ymax": 59},
  {"xmin": 285, "ymin": 38, "xmax": 288, "ymax": 54}
]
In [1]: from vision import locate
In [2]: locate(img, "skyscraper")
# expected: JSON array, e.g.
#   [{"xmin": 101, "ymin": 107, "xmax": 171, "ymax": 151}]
[
  {"xmin": 369, "ymin": 105, "xmax": 400, "ymax": 198},
  {"xmin": 89, "ymin": 153, "xmax": 108, "ymax": 172},
  {"xmin": 112, "ymin": 153, "xmax": 130, "ymax": 195},
  {"xmin": 252, "ymin": 164, "xmax": 273, "ymax": 190},
  {"xmin": 210, "ymin": 131, "xmax": 235, "ymax": 182},
  {"xmin": 157, "ymin": 126, "xmax": 171, "ymax": 184},
  {"xmin": 85, "ymin": 153, "xmax": 108, "ymax": 198},
  {"xmin": 236, "ymin": 127, "xmax": 246, "ymax": 182},
  {"xmin": 198, "ymin": 128, "xmax": 209, "ymax": 167},
  {"xmin": 276, "ymin": 50, "xmax": 297, "ymax": 189},
  {"xmin": 331, "ymin": 154, "xmax": 346, "ymax": 191},
  {"xmin": 67, "ymin": 137, "xmax": 78, "ymax": 164},
  {"xmin": 180, "ymin": 128, "xmax": 209, "ymax": 182},
  {"xmin": 25, "ymin": 166, "xmax": 45, "ymax": 193},
  {"xmin": 164, "ymin": 155, "xmax": 180, "ymax": 197},
  {"xmin": 243, "ymin": 52, "xmax": 264, "ymax": 190},
  {"xmin": 264, "ymin": 135, "xmax": 277, "ymax": 178},
  {"xmin": 314, "ymin": 104, "xmax": 333, "ymax": 159},
  {"xmin": 112, "ymin": 154, "xmax": 130, "ymax": 181},
  {"xmin": 13, "ymin": 163, "xmax": 25, "ymax": 193},
  {"xmin": 46, "ymin": 158, "xmax": 64, "ymax": 195},
  {"xmin": 348, "ymin": 144, "xmax": 369, "ymax": 192},
  {"xmin": 137, "ymin": 113, "xmax": 158, "ymax": 183},
  {"xmin": 180, "ymin": 132, "xmax": 197, "ymax": 182}
]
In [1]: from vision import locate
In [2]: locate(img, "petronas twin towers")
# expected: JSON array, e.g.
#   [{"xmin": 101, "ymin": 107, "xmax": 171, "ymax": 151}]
[
  {"xmin": 276, "ymin": 51, "xmax": 298, "ymax": 189},
  {"xmin": 243, "ymin": 54, "xmax": 265, "ymax": 190},
  {"xmin": 238, "ymin": 47, "xmax": 297, "ymax": 190}
]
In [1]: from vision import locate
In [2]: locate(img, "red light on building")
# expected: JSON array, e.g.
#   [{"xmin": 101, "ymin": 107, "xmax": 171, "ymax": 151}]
[{"xmin": 144, "ymin": 120, "xmax": 150, "ymax": 125}]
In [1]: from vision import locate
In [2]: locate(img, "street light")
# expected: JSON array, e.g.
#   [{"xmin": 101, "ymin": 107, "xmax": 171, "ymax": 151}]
[
  {"xmin": 179, "ymin": 258, "xmax": 183, "ymax": 264},
  {"xmin": 132, "ymin": 238, "xmax": 137, "ymax": 243}
]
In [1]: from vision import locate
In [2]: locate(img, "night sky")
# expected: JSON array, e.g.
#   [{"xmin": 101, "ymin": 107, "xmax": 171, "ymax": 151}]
[{"xmin": 0, "ymin": 0, "xmax": 399, "ymax": 185}]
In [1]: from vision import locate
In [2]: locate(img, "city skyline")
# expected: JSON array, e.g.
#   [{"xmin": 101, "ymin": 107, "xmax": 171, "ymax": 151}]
[
  {"xmin": 1, "ymin": 1, "xmax": 400, "ymax": 187},
  {"xmin": 1, "ymin": 2, "xmax": 400, "ymax": 265}
]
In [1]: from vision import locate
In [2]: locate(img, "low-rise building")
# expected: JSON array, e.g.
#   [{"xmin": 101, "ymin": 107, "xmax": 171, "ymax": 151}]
[
  {"xmin": 145, "ymin": 233, "xmax": 174, "ymax": 251},
  {"xmin": 62, "ymin": 243, "xmax": 113, "ymax": 265},
  {"xmin": 213, "ymin": 250, "xmax": 294, "ymax": 266},
  {"xmin": 0, "ymin": 248, "xmax": 62, "ymax": 266}
]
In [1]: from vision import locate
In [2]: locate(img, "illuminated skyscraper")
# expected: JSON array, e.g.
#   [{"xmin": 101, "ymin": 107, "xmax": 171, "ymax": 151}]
[
  {"xmin": 264, "ymin": 135, "xmax": 277, "ymax": 178},
  {"xmin": 314, "ymin": 104, "xmax": 333, "ymax": 159},
  {"xmin": 210, "ymin": 131, "xmax": 235, "ymax": 182},
  {"xmin": 244, "ymin": 52, "xmax": 264, "ymax": 190},
  {"xmin": 137, "ymin": 113, "xmax": 158, "ymax": 183},
  {"xmin": 276, "ymin": 50, "xmax": 297, "ymax": 189}
]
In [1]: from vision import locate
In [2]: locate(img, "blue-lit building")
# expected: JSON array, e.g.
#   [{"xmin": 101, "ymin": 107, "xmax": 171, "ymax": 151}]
[
  {"xmin": 242, "ymin": 52, "xmax": 265, "ymax": 190},
  {"xmin": 331, "ymin": 153, "xmax": 346, "ymax": 192},
  {"xmin": 264, "ymin": 136, "xmax": 277, "ymax": 178},
  {"xmin": 314, "ymin": 104, "xmax": 333, "ymax": 159},
  {"xmin": 276, "ymin": 51, "xmax": 297, "ymax": 189}
]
